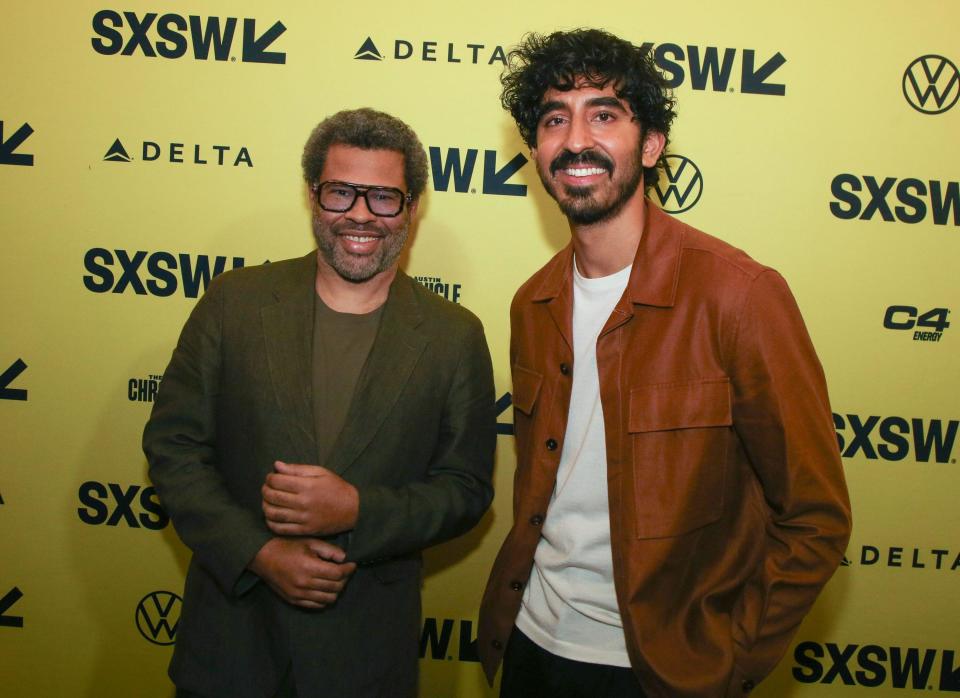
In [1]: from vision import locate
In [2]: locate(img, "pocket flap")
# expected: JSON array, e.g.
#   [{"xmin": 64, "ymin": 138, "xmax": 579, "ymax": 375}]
[
  {"xmin": 511, "ymin": 364, "xmax": 543, "ymax": 416},
  {"xmin": 629, "ymin": 378, "xmax": 732, "ymax": 433}
]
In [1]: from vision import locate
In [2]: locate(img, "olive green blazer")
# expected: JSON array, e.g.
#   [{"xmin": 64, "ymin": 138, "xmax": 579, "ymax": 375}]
[{"xmin": 143, "ymin": 251, "xmax": 496, "ymax": 697}]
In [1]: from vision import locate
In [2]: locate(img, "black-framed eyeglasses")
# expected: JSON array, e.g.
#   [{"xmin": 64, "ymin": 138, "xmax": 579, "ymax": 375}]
[{"xmin": 311, "ymin": 180, "xmax": 412, "ymax": 218}]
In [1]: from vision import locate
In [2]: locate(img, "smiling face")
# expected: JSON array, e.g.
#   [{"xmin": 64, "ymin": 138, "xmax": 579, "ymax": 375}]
[
  {"xmin": 532, "ymin": 83, "xmax": 664, "ymax": 226},
  {"xmin": 311, "ymin": 144, "xmax": 416, "ymax": 283}
]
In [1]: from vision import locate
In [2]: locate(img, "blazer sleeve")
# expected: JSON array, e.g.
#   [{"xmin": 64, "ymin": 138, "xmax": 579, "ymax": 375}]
[
  {"xmin": 142, "ymin": 276, "xmax": 272, "ymax": 597},
  {"xmin": 727, "ymin": 269, "xmax": 852, "ymax": 685},
  {"xmin": 345, "ymin": 317, "xmax": 497, "ymax": 562}
]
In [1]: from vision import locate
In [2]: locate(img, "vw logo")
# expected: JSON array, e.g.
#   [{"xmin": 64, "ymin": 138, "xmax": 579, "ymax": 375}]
[{"xmin": 902, "ymin": 55, "xmax": 959, "ymax": 114}]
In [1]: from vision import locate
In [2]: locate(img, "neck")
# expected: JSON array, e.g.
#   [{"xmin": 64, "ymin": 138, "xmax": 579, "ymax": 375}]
[
  {"xmin": 571, "ymin": 191, "xmax": 647, "ymax": 278},
  {"xmin": 314, "ymin": 254, "xmax": 397, "ymax": 313}
]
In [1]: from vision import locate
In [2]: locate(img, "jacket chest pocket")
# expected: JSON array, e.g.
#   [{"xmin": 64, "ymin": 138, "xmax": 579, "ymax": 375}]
[{"xmin": 628, "ymin": 377, "xmax": 732, "ymax": 539}]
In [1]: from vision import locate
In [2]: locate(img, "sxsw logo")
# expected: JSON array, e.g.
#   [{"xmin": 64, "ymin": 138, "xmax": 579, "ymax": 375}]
[
  {"xmin": 77, "ymin": 481, "xmax": 169, "ymax": 530},
  {"xmin": 883, "ymin": 305, "xmax": 950, "ymax": 343},
  {"xmin": 652, "ymin": 154, "xmax": 703, "ymax": 213},
  {"xmin": 91, "ymin": 10, "xmax": 286, "ymax": 64},
  {"xmin": 103, "ymin": 138, "xmax": 253, "ymax": 167},
  {"xmin": 639, "ymin": 42, "xmax": 786, "ymax": 95},
  {"xmin": 903, "ymin": 55, "xmax": 959, "ymax": 115},
  {"xmin": 0, "ymin": 359, "xmax": 28, "ymax": 401},
  {"xmin": 135, "ymin": 591, "xmax": 181, "ymax": 645},
  {"xmin": 829, "ymin": 175, "xmax": 960, "ymax": 226},
  {"xmin": 83, "ymin": 248, "xmax": 246, "ymax": 298},
  {"xmin": 0, "ymin": 587, "xmax": 24, "ymax": 629},
  {"xmin": 129, "ymin": 374, "xmax": 163, "ymax": 403},
  {"xmin": 833, "ymin": 413, "xmax": 957, "ymax": 464},
  {"xmin": 496, "ymin": 393, "xmax": 513, "ymax": 436},
  {"xmin": 429, "ymin": 147, "xmax": 527, "ymax": 197},
  {"xmin": 414, "ymin": 275, "xmax": 461, "ymax": 304},
  {"xmin": 0, "ymin": 121, "xmax": 34, "ymax": 166},
  {"xmin": 793, "ymin": 641, "xmax": 960, "ymax": 691},
  {"xmin": 848, "ymin": 544, "xmax": 960, "ymax": 572},
  {"xmin": 354, "ymin": 37, "xmax": 506, "ymax": 65},
  {"xmin": 419, "ymin": 617, "xmax": 479, "ymax": 662}
]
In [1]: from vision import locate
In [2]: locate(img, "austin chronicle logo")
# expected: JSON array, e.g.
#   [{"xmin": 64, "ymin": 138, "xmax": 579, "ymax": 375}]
[
  {"xmin": 135, "ymin": 591, "xmax": 181, "ymax": 645},
  {"xmin": 653, "ymin": 155, "xmax": 703, "ymax": 213},
  {"xmin": 902, "ymin": 55, "xmax": 959, "ymax": 114}
]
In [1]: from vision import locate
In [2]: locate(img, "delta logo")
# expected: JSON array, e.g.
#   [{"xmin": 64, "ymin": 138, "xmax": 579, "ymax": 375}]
[
  {"xmin": 354, "ymin": 37, "xmax": 507, "ymax": 65},
  {"xmin": 91, "ymin": 10, "xmax": 286, "ymax": 64},
  {"xmin": 102, "ymin": 137, "xmax": 253, "ymax": 167},
  {"xmin": 846, "ymin": 544, "xmax": 960, "ymax": 572}
]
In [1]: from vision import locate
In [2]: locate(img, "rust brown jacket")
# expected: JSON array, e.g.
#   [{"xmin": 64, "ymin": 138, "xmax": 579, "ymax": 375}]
[{"xmin": 478, "ymin": 204, "xmax": 851, "ymax": 697}]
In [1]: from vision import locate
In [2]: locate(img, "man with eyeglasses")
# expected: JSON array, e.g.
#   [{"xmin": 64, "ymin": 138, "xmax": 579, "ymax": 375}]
[{"xmin": 144, "ymin": 108, "xmax": 496, "ymax": 698}]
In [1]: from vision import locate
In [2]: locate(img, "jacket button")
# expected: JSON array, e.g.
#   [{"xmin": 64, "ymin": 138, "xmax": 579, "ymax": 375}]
[
  {"xmin": 742, "ymin": 679, "xmax": 755, "ymax": 692},
  {"xmin": 529, "ymin": 514, "xmax": 544, "ymax": 526},
  {"xmin": 560, "ymin": 363, "xmax": 570, "ymax": 375},
  {"xmin": 492, "ymin": 639, "xmax": 503, "ymax": 650},
  {"xmin": 510, "ymin": 580, "xmax": 523, "ymax": 591},
  {"xmin": 545, "ymin": 438, "xmax": 558, "ymax": 450}
]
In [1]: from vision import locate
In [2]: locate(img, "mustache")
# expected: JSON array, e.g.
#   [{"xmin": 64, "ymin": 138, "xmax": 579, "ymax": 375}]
[{"xmin": 550, "ymin": 149, "xmax": 614, "ymax": 175}]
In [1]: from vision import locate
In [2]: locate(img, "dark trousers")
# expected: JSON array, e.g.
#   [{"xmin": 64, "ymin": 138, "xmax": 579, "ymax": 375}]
[
  {"xmin": 500, "ymin": 627, "xmax": 646, "ymax": 698},
  {"xmin": 175, "ymin": 663, "xmax": 297, "ymax": 698}
]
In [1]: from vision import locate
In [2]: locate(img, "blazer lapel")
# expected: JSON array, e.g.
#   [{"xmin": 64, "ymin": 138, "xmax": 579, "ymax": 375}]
[
  {"xmin": 260, "ymin": 252, "xmax": 318, "ymax": 460},
  {"xmin": 326, "ymin": 272, "xmax": 428, "ymax": 476}
]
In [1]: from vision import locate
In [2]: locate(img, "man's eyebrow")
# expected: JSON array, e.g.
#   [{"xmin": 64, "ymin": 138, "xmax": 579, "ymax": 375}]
[
  {"xmin": 538, "ymin": 100, "xmax": 565, "ymax": 116},
  {"xmin": 586, "ymin": 96, "xmax": 629, "ymax": 111}
]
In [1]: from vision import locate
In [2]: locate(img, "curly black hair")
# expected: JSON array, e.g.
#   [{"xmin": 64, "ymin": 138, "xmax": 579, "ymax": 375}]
[
  {"xmin": 501, "ymin": 29, "xmax": 676, "ymax": 191},
  {"xmin": 302, "ymin": 108, "xmax": 428, "ymax": 199}
]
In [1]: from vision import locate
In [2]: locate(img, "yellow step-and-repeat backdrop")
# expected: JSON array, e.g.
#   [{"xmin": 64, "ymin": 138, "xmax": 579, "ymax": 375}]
[{"xmin": 1, "ymin": 1, "xmax": 957, "ymax": 696}]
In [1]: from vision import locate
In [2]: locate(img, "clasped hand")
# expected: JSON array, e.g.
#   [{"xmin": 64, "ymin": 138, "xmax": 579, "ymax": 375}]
[{"xmin": 261, "ymin": 460, "xmax": 360, "ymax": 536}]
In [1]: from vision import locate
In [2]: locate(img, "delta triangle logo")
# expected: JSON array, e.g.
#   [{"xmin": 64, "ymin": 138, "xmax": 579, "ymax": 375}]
[
  {"xmin": 354, "ymin": 37, "xmax": 383, "ymax": 61},
  {"xmin": 104, "ymin": 138, "xmax": 132, "ymax": 163}
]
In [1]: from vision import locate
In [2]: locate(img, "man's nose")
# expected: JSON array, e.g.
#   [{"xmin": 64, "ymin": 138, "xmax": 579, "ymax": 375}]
[
  {"xmin": 563, "ymin": 115, "xmax": 595, "ymax": 153},
  {"xmin": 346, "ymin": 193, "xmax": 376, "ymax": 223}
]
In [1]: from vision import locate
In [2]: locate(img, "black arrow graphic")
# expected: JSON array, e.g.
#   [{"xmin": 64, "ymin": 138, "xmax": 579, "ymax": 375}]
[
  {"xmin": 0, "ymin": 122, "xmax": 34, "ymax": 166},
  {"xmin": 496, "ymin": 392, "xmax": 513, "ymax": 435},
  {"xmin": 741, "ymin": 50, "xmax": 786, "ymax": 96},
  {"xmin": 941, "ymin": 650, "xmax": 960, "ymax": 692},
  {"xmin": 0, "ymin": 359, "xmax": 27, "ymax": 400},
  {"xmin": 482, "ymin": 151, "xmax": 527, "ymax": 197},
  {"xmin": 242, "ymin": 19, "xmax": 286, "ymax": 64},
  {"xmin": 0, "ymin": 587, "xmax": 24, "ymax": 628}
]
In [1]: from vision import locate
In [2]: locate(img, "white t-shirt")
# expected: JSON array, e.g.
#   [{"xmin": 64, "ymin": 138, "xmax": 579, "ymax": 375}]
[{"xmin": 515, "ymin": 258, "xmax": 632, "ymax": 667}]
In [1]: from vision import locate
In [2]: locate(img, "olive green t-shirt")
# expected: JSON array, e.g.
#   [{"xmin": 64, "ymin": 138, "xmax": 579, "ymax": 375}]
[{"xmin": 312, "ymin": 294, "xmax": 384, "ymax": 465}]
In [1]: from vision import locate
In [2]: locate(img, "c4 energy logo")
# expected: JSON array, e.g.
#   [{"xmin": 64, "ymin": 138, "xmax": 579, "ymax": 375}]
[
  {"xmin": 91, "ymin": 11, "xmax": 286, "ymax": 64},
  {"xmin": 849, "ymin": 544, "xmax": 960, "ymax": 572},
  {"xmin": 429, "ymin": 147, "xmax": 527, "ymax": 197},
  {"xmin": 0, "ymin": 359, "xmax": 28, "ymax": 401},
  {"xmin": 83, "ymin": 248, "xmax": 245, "ymax": 298},
  {"xmin": 353, "ymin": 37, "xmax": 506, "ymax": 65},
  {"xmin": 903, "ymin": 55, "xmax": 959, "ymax": 114},
  {"xmin": 419, "ymin": 617, "xmax": 479, "ymax": 662},
  {"xmin": 833, "ymin": 413, "xmax": 958, "ymax": 464},
  {"xmin": 0, "ymin": 121, "xmax": 34, "ymax": 166},
  {"xmin": 639, "ymin": 42, "xmax": 786, "ymax": 95},
  {"xmin": 135, "ymin": 591, "xmax": 181, "ymax": 645},
  {"xmin": 0, "ymin": 587, "xmax": 24, "ymax": 629},
  {"xmin": 793, "ymin": 641, "xmax": 960, "ymax": 691},
  {"xmin": 829, "ymin": 175, "xmax": 959, "ymax": 226},
  {"xmin": 883, "ymin": 305, "xmax": 950, "ymax": 342},
  {"xmin": 77, "ymin": 481, "xmax": 169, "ymax": 530},
  {"xmin": 652, "ymin": 155, "xmax": 703, "ymax": 213},
  {"xmin": 102, "ymin": 137, "xmax": 252, "ymax": 167}
]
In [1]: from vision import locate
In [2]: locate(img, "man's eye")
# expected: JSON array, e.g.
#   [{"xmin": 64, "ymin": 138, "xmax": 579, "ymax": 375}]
[
  {"xmin": 542, "ymin": 115, "xmax": 565, "ymax": 127},
  {"xmin": 373, "ymin": 191, "xmax": 399, "ymax": 202},
  {"xmin": 595, "ymin": 111, "xmax": 615, "ymax": 122},
  {"xmin": 331, "ymin": 188, "xmax": 353, "ymax": 197}
]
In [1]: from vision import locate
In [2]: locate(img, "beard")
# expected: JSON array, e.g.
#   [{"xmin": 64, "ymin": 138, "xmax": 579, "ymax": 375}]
[
  {"xmin": 538, "ymin": 148, "xmax": 644, "ymax": 225},
  {"xmin": 312, "ymin": 216, "xmax": 409, "ymax": 283}
]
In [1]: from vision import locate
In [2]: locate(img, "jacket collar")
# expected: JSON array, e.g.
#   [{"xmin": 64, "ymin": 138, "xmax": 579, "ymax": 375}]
[{"xmin": 529, "ymin": 201, "xmax": 683, "ymax": 309}]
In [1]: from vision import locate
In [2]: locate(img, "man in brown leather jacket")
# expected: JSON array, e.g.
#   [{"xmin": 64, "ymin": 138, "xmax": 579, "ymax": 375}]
[{"xmin": 478, "ymin": 29, "xmax": 851, "ymax": 698}]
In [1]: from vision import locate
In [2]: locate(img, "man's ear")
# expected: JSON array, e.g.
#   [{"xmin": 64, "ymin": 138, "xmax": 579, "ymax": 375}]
[{"xmin": 641, "ymin": 131, "xmax": 666, "ymax": 168}]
